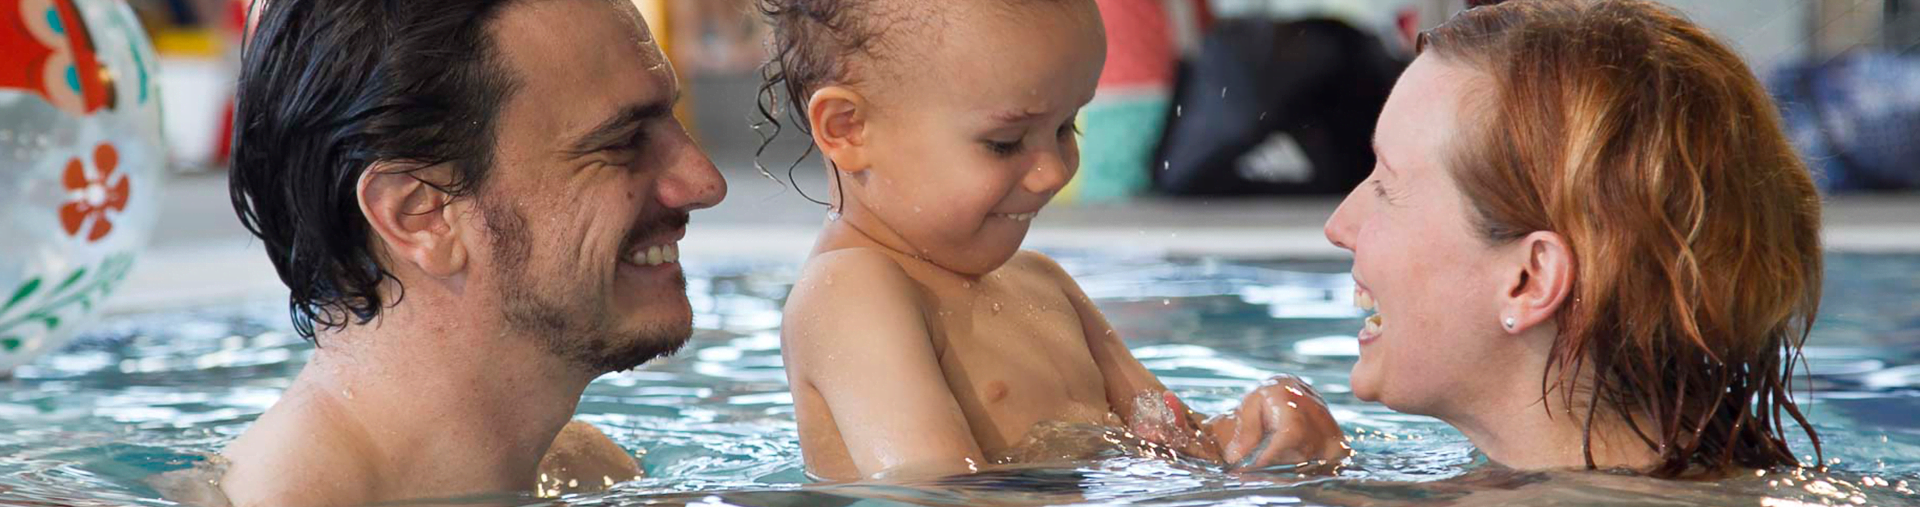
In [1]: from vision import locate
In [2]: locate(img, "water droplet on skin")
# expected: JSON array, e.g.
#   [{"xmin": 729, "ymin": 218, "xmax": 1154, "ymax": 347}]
[
  {"xmin": 962, "ymin": 281, "xmax": 972, "ymax": 289},
  {"xmin": 991, "ymin": 302, "xmax": 1003, "ymax": 314}
]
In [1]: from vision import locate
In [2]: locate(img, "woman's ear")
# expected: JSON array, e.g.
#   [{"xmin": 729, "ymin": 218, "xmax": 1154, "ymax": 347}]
[
  {"xmin": 1501, "ymin": 231, "xmax": 1575, "ymax": 334},
  {"xmin": 807, "ymin": 85, "xmax": 871, "ymax": 175},
  {"xmin": 357, "ymin": 163, "xmax": 469, "ymax": 279}
]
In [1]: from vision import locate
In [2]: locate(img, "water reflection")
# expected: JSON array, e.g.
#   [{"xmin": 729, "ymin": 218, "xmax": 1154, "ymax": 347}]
[{"xmin": 0, "ymin": 254, "xmax": 1916, "ymax": 505}]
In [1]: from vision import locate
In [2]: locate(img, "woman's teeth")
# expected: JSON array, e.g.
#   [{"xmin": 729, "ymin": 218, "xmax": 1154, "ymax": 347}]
[
  {"xmin": 628, "ymin": 243, "xmax": 679, "ymax": 267},
  {"xmin": 998, "ymin": 212, "xmax": 1038, "ymax": 222},
  {"xmin": 1356, "ymin": 289, "xmax": 1385, "ymax": 335}
]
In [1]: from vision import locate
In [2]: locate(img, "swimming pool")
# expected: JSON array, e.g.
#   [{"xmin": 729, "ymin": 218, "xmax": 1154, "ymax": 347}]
[{"xmin": 1, "ymin": 253, "xmax": 1915, "ymax": 506}]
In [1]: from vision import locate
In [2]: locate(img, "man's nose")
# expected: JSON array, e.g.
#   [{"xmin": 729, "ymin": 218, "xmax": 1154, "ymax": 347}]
[{"xmin": 656, "ymin": 134, "xmax": 728, "ymax": 211}]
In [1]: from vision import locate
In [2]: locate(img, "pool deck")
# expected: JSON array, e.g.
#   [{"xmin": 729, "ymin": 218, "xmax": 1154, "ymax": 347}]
[{"xmin": 109, "ymin": 171, "xmax": 1920, "ymax": 314}]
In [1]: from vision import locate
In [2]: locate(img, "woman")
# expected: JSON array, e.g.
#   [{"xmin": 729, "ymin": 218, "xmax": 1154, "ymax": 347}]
[{"xmin": 1323, "ymin": 0, "xmax": 1822, "ymax": 478}]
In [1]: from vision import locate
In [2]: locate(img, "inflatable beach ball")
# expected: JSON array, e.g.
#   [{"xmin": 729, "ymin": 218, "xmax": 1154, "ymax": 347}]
[{"xmin": 1, "ymin": 0, "xmax": 164, "ymax": 374}]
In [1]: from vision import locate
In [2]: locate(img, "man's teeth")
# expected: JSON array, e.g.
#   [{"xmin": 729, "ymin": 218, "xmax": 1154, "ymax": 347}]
[
  {"xmin": 629, "ymin": 243, "xmax": 680, "ymax": 267},
  {"xmin": 1000, "ymin": 213, "xmax": 1038, "ymax": 222}
]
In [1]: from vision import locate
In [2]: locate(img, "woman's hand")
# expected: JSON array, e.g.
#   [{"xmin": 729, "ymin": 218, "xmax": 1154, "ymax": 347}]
[{"xmin": 1205, "ymin": 375, "xmax": 1350, "ymax": 472}]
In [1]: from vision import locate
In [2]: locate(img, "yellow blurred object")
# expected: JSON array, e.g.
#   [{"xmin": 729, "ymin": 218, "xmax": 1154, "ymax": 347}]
[
  {"xmin": 150, "ymin": 28, "xmax": 224, "ymax": 58},
  {"xmin": 629, "ymin": 0, "xmax": 693, "ymax": 129}
]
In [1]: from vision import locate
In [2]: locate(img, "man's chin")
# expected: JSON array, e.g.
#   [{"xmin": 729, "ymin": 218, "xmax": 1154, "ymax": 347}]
[{"xmin": 585, "ymin": 322, "xmax": 692, "ymax": 373}]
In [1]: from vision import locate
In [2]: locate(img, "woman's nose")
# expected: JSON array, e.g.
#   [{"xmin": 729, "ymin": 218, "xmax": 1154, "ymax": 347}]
[{"xmin": 1324, "ymin": 190, "xmax": 1363, "ymax": 251}]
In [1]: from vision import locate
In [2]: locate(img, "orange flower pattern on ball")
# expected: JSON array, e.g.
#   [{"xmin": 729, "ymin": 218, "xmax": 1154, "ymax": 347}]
[{"xmin": 58, "ymin": 143, "xmax": 129, "ymax": 242}]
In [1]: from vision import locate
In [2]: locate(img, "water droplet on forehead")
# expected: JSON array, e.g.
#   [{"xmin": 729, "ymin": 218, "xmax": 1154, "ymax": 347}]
[{"xmin": 991, "ymin": 302, "xmax": 1003, "ymax": 314}]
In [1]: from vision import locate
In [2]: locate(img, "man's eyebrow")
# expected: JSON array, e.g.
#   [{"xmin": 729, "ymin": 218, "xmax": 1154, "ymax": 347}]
[{"xmin": 564, "ymin": 92, "xmax": 681, "ymax": 155}]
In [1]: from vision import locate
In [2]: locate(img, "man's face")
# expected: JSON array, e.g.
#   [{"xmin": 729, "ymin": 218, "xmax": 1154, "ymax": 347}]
[{"xmin": 473, "ymin": 0, "xmax": 725, "ymax": 373}]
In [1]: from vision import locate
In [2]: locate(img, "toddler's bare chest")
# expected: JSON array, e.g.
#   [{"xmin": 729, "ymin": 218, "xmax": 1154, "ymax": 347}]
[{"xmin": 923, "ymin": 285, "xmax": 1109, "ymax": 419}]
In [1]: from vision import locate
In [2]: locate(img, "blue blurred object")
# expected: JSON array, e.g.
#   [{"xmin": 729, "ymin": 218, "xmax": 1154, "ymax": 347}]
[{"xmin": 1773, "ymin": 52, "xmax": 1920, "ymax": 193}]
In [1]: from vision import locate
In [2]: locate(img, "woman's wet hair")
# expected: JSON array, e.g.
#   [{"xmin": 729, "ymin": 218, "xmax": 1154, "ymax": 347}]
[
  {"xmin": 1421, "ymin": 0, "xmax": 1823, "ymax": 477},
  {"xmin": 230, "ymin": 0, "xmax": 522, "ymax": 342}
]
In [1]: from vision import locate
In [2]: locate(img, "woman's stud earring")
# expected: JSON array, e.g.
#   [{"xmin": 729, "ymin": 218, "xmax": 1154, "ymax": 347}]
[{"xmin": 1503, "ymin": 317, "xmax": 1517, "ymax": 329}]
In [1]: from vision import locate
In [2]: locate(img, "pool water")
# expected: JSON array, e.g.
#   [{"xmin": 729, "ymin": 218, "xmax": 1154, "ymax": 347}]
[{"xmin": 2, "ymin": 253, "xmax": 1917, "ymax": 506}]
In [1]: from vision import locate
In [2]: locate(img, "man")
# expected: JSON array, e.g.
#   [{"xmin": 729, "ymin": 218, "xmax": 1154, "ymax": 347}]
[{"xmin": 212, "ymin": 0, "xmax": 725, "ymax": 504}]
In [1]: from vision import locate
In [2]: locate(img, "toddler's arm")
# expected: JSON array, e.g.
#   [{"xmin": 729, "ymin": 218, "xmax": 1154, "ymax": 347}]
[
  {"xmin": 784, "ymin": 249, "xmax": 987, "ymax": 479},
  {"xmin": 1023, "ymin": 252, "xmax": 1349, "ymax": 470}
]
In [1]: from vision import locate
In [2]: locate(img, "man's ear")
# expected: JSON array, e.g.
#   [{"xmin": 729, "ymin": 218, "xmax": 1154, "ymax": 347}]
[
  {"xmin": 807, "ymin": 85, "xmax": 871, "ymax": 175},
  {"xmin": 1500, "ymin": 231, "xmax": 1575, "ymax": 334},
  {"xmin": 357, "ymin": 163, "xmax": 468, "ymax": 279}
]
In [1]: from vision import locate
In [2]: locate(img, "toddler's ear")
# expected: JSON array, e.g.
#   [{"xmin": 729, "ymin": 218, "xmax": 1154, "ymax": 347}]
[{"xmin": 807, "ymin": 86, "xmax": 871, "ymax": 174}]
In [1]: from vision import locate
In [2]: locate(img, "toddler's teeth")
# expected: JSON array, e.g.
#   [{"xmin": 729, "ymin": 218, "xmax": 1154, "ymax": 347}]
[
  {"xmin": 1364, "ymin": 314, "xmax": 1383, "ymax": 335},
  {"xmin": 1356, "ymin": 290, "xmax": 1375, "ymax": 311}
]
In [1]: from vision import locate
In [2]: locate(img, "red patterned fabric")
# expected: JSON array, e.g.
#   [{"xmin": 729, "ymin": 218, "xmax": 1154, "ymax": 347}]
[{"xmin": 1096, "ymin": 0, "xmax": 1205, "ymax": 89}]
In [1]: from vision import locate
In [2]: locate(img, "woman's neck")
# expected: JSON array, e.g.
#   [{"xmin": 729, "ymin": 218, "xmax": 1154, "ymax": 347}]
[{"xmin": 1445, "ymin": 377, "xmax": 1662, "ymax": 472}]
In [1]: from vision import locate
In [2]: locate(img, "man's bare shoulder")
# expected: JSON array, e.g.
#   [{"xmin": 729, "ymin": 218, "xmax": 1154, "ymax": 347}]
[
  {"xmin": 215, "ymin": 401, "xmax": 381, "ymax": 507},
  {"xmin": 537, "ymin": 420, "xmax": 642, "ymax": 495},
  {"xmin": 147, "ymin": 456, "xmax": 233, "ymax": 507}
]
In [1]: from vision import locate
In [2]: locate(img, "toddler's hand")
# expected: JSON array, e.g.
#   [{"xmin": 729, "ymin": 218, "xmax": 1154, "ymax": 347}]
[
  {"xmin": 1126, "ymin": 391, "xmax": 1222, "ymax": 462},
  {"xmin": 1205, "ymin": 375, "xmax": 1349, "ymax": 473}
]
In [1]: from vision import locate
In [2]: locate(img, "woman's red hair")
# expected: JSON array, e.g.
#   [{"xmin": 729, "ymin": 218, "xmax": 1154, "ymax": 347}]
[{"xmin": 1420, "ymin": 0, "xmax": 1823, "ymax": 477}]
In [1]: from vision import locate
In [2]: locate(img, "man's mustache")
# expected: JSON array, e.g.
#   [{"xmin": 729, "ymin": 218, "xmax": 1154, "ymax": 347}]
[{"xmin": 621, "ymin": 211, "xmax": 691, "ymax": 250}]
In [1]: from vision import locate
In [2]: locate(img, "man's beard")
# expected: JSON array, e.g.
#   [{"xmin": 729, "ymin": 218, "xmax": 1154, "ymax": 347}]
[{"xmin": 481, "ymin": 200, "xmax": 692, "ymax": 373}]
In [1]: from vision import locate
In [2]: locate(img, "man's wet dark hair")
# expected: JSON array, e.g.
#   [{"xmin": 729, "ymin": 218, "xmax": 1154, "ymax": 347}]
[{"xmin": 229, "ymin": 0, "xmax": 522, "ymax": 342}]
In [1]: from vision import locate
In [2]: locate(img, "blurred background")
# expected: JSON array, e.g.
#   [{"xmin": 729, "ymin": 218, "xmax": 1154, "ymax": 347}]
[{"xmin": 102, "ymin": 0, "xmax": 1920, "ymax": 309}]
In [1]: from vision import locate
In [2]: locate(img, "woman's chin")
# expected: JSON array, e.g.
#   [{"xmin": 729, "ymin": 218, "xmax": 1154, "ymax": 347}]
[{"xmin": 1348, "ymin": 361, "xmax": 1383, "ymax": 402}]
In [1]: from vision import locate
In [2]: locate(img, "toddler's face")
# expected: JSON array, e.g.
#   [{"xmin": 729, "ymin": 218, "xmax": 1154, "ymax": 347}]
[{"xmin": 851, "ymin": 0, "xmax": 1106, "ymax": 275}]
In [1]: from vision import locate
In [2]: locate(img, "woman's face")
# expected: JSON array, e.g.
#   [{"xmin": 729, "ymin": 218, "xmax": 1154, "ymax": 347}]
[{"xmin": 1323, "ymin": 56, "xmax": 1517, "ymax": 417}]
